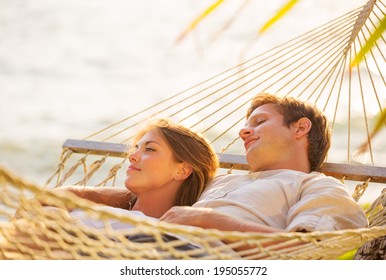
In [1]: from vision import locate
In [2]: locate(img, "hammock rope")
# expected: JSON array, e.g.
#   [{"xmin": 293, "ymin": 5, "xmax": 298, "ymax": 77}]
[
  {"xmin": 72, "ymin": 0, "xmax": 384, "ymax": 161},
  {"xmin": 1, "ymin": 163, "xmax": 385, "ymax": 260},
  {"xmin": 1, "ymin": 0, "xmax": 386, "ymax": 259}
]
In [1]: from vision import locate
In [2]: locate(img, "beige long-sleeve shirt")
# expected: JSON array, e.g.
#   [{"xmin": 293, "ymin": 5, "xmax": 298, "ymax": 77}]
[{"xmin": 193, "ymin": 170, "xmax": 368, "ymax": 232}]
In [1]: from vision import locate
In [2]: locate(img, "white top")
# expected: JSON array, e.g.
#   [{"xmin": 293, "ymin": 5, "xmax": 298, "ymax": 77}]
[
  {"xmin": 70, "ymin": 206, "xmax": 156, "ymax": 230},
  {"xmin": 193, "ymin": 170, "xmax": 368, "ymax": 232}
]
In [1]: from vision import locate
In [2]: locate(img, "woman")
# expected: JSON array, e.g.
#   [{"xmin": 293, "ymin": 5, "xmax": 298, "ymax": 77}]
[
  {"xmin": 121, "ymin": 118, "xmax": 219, "ymax": 218},
  {"xmin": 50, "ymin": 118, "xmax": 219, "ymax": 220},
  {"xmin": 5, "ymin": 119, "xmax": 218, "ymax": 253}
]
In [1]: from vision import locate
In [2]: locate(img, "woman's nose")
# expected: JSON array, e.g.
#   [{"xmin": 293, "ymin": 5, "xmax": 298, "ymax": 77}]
[{"xmin": 128, "ymin": 150, "xmax": 139, "ymax": 163}]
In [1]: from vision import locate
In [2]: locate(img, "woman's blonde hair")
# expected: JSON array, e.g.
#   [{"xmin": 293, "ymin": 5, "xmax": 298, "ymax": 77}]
[{"xmin": 130, "ymin": 118, "xmax": 219, "ymax": 206}]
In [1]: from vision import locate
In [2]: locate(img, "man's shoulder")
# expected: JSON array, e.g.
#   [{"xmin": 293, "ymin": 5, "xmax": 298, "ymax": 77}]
[
  {"xmin": 211, "ymin": 170, "xmax": 341, "ymax": 184},
  {"xmin": 212, "ymin": 173, "xmax": 245, "ymax": 182},
  {"xmin": 268, "ymin": 169, "xmax": 340, "ymax": 182},
  {"xmin": 257, "ymin": 169, "xmax": 345, "ymax": 188},
  {"xmin": 307, "ymin": 171, "xmax": 343, "ymax": 183}
]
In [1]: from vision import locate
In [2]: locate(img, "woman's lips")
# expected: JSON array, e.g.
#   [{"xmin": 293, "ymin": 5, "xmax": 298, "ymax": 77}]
[{"xmin": 127, "ymin": 165, "xmax": 141, "ymax": 173}]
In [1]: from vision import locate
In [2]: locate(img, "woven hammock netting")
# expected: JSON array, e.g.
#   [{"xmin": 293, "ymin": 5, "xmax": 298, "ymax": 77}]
[{"xmin": 1, "ymin": 0, "xmax": 386, "ymax": 259}]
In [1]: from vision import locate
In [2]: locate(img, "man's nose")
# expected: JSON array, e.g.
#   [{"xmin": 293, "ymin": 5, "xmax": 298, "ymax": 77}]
[{"xmin": 239, "ymin": 127, "xmax": 253, "ymax": 140}]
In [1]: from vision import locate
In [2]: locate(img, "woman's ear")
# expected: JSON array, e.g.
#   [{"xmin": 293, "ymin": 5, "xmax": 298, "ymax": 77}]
[
  {"xmin": 174, "ymin": 163, "xmax": 193, "ymax": 181},
  {"xmin": 292, "ymin": 117, "xmax": 312, "ymax": 139}
]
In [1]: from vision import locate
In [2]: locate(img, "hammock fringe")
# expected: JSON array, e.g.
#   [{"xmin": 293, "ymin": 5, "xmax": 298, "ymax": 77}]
[{"xmin": 1, "ymin": 0, "xmax": 386, "ymax": 259}]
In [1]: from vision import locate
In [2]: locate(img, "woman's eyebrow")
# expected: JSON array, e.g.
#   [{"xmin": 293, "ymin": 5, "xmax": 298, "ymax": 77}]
[
  {"xmin": 135, "ymin": 140, "xmax": 161, "ymax": 147},
  {"xmin": 144, "ymin": 140, "xmax": 161, "ymax": 146}
]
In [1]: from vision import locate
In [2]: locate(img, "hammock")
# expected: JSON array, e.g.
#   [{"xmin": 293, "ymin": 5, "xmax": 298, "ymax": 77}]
[{"xmin": 1, "ymin": 0, "xmax": 386, "ymax": 259}]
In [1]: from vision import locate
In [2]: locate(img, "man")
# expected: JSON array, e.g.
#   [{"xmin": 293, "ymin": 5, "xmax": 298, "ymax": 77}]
[{"xmin": 59, "ymin": 93, "xmax": 368, "ymax": 233}]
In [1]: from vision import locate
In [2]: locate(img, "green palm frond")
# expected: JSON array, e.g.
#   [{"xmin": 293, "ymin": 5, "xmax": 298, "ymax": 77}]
[
  {"xmin": 208, "ymin": 0, "xmax": 251, "ymax": 43},
  {"xmin": 175, "ymin": 0, "xmax": 301, "ymax": 45},
  {"xmin": 353, "ymin": 13, "xmax": 386, "ymax": 156},
  {"xmin": 175, "ymin": 0, "xmax": 225, "ymax": 44},
  {"xmin": 258, "ymin": 0, "xmax": 300, "ymax": 34},
  {"xmin": 351, "ymin": 14, "xmax": 386, "ymax": 67},
  {"xmin": 357, "ymin": 108, "xmax": 386, "ymax": 154},
  {"xmin": 371, "ymin": 108, "xmax": 386, "ymax": 138}
]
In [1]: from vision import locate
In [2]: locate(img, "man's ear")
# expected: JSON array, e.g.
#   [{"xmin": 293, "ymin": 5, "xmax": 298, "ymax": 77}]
[
  {"xmin": 292, "ymin": 117, "xmax": 312, "ymax": 139},
  {"xmin": 174, "ymin": 163, "xmax": 193, "ymax": 181}
]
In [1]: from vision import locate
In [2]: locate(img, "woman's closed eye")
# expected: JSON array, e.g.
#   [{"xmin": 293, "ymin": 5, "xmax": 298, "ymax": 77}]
[{"xmin": 129, "ymin": 144, "xmax": 156, "ymax": 154}]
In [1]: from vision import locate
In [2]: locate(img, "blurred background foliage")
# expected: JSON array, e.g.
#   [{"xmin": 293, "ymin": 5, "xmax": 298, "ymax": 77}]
[{"xmin": 176, "ymin": 0, "xmax": 386, "ymax": 154}]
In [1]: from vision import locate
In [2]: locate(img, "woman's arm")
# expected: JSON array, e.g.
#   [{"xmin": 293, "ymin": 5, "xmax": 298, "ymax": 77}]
[{"xmin": 49, "ymin": 186, "xmax": 134, "ymax": 210}]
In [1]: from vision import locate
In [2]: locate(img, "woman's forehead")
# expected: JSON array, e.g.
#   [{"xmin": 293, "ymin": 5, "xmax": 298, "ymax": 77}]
[{"xmin": 137, "ymin": 129, "xmax": 163, "ymax": 143}]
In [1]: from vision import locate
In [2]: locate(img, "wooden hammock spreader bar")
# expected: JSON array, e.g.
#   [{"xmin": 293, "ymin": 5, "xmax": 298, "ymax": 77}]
[
  {"xmin": 63, "ymin": 139, "xmax": 127, "ymax": 157},
  {"xmin": 63, "ymin": 139, "xmax": 386, "ymax": 184}
]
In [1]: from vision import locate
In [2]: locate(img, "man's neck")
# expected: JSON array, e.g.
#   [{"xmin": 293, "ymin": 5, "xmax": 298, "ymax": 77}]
[{"xmin": 252, "ymin": 160, "xmax": 311, "ymax": 173}]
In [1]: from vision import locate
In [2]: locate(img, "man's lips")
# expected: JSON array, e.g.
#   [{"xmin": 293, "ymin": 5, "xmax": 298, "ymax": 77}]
[{"xmin": 244, "ymin": 137, "xmax": 258, "ymax": 150}]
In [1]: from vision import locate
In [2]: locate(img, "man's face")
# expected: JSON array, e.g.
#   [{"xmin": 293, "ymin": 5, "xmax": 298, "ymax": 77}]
[{"xmin": 239, "ymin": 103, "xmax": 296, "ymax": 172}]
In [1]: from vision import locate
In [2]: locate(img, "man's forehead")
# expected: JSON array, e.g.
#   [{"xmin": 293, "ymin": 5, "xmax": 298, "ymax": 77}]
[{"xmin": 247, "ymin": 103, "xmax": 279, "ymax": 119}]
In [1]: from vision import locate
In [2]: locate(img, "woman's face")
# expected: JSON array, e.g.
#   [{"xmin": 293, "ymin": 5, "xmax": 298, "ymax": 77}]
[{"xmin": 125, "ymin": 130, "xmax": 182, "ymax": 194}]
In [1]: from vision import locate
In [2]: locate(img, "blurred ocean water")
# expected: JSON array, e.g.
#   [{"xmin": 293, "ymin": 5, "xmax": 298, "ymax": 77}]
[{"xmin": 0, "ymin": 0, "xmax": 384, "ymax": 203}]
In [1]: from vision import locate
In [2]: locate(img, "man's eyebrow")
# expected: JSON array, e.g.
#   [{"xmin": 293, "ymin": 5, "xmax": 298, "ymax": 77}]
[{"xmin": 245, "ymin": 112, "xmax": 269, "ymax": 124}]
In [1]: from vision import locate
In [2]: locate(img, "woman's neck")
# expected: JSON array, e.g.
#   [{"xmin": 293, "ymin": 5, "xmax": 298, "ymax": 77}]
[{"xmin": 131, "ymin": 190, "xmax": 177, "ymax": 218}]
